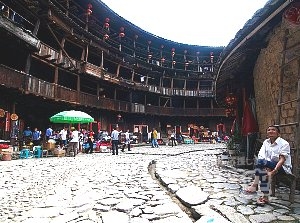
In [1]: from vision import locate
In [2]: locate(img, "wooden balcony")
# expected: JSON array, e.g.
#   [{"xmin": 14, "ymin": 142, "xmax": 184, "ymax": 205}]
[
  {"xmin": 25, "ymin": 76, "xmax": 55, "ymax": 98},
  {"xmin": 47, "ymin": 9, "xmax": 73, "ymax": 34},
  {"xmin": 38, "ymin": 44, "xmax": 58, "ymax": 61},
  {"xmin": 0, "ymin": 65, "xmax": 24, "ymax": 89},
  {"xmin": 0, "ymin": 13, "xmax": 40, "ymax": 51},
  {"xmin": 36, "ymin": 44, "xmax": 215, "ymax": 98},
  {"xmin": 37, "ymin": 44, "xmax": 81, "ymax": 70},
  {"xmin": 55, "ymin": 86, "xmax": 78, "ymax": 103},
  {"xmin": 0, "ymin": 65, "xmax": 226, "ymax": 117},
  {"xmin": 82, "ymin": 62, "xmax": 102, "ymax": 77}
]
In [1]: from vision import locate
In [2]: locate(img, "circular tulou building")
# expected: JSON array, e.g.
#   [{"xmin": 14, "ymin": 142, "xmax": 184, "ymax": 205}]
[{"xmin": 0, "ymin": 0, "xmax": 225, "ymax": 140}]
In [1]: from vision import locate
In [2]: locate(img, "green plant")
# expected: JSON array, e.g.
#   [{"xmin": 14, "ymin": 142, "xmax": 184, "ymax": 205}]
[
  {"xmin": 226, "ymin": 133, "xmax": 241, "ymax": 156},
  {"xmin": 226, "ymin": 137, "xmax": 235, "ymax": 150},
  {"xmin": 232, "ymin": 131, "xmax": 242, "ymax": 143}
]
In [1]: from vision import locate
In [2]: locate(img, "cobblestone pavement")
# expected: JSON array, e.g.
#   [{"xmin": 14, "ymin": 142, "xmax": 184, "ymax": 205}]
[{"xmin": 1, "ymin": 143, "xmax": 300, "ymax": 223}]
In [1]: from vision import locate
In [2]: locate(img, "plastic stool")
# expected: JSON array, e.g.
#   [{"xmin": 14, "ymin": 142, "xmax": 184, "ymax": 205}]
[
  {"xmin": 19, "ymin": 149, "xmax": 30, "ymax": 159},
  {"xmin": 42, "ymin": 149, "xmax": 48, "ymax": 157},
  {"xmin": 33, "ymin": 146, "xmax": 42, "ymax": 158}
]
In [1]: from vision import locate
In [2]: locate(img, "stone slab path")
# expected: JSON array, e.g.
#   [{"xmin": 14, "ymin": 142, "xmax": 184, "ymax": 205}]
[{"xmin": 0, "ymin": 143, "xmax": 299, "ymax": 222}]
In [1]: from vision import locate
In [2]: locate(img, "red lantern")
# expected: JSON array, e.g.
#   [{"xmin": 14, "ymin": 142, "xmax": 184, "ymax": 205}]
[
  {"xmin": 171, "ymin": 48, "xmax": 175, "ymax": 57},
  {"xmin": 225, "ymin": 108, "xmax": 235, "ymax": 117},
  {"xmin": 117, "ymin": 114, "xmax": 122, "ymax": 121},
  {"xmin": 104, "ymin": 34, "xmax": 109, "ymax": 40},
  {"xmin": 225, "ymin": 108, "xmax": 231, "ymax": 116},
  {"xmin": 119, "ymin": 27, "xmax": 125, "ymax": 38},
  {"xmin": 86, "ymin": 8, "xmax": 92, "ymax": 16},
  {"xmin": 86, "ymin": 3, "xmax": 92, "ymax": 16},
  {"xmin": 225, "ymin": 93, "xmax": 237, "ymax": 106}
]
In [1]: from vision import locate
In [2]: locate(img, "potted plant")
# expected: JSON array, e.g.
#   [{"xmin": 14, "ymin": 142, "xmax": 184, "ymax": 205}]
[
  {"xmin": 226, "ymin": 132, "xmax": 241, "ymax": 156},
  {"xmin": 226, "ymin": 137, "xmax": 236, "ymax": 155}
]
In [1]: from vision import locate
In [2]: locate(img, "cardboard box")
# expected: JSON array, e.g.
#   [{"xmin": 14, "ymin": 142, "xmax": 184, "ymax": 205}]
[
  {"xmin": 53, "ymin": 149, "xmax": 65, "ymax": 157},
  {"xmin": 47, "ymin": 142, "xmax": 56, "ymax": 151}
]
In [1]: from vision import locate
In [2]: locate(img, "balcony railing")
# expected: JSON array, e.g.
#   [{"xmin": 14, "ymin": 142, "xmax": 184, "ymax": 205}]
[
  {"xmin": 0, "ymin": 65, "xmax": 226, "ymax": 117},
  {"xmin": 0, "ymin": 2, "xmax": 40, "ymax": 51},
  {"xmin": 36, "ymin": 43, "xmax": 215, "ymax": 98},
  {"xmin": 26, "ymin": 76, "xmax": 55, "ymax": 98}
]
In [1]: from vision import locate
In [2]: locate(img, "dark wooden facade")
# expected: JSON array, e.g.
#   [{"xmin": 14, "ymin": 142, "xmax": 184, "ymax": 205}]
[{"xmin": 0, "ymin": 0, "xmax": 228, "ymax": 138}]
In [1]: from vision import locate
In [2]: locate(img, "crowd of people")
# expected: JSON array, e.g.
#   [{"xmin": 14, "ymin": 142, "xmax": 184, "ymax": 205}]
[
  {"xmin": 21, "ymin": 126, "xmax": 102, "ymax": 156},
  {"xmin": 21, "ymin": 125, "xmax": 231, "ymax": 156}
]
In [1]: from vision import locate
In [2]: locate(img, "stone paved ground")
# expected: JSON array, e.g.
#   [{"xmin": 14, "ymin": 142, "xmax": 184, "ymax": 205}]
[{"xmin": 0, "ymin": 143, "xmax": 300, "ymax": 223}]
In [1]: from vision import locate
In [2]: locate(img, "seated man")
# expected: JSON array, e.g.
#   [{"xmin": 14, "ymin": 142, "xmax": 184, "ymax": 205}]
[{"xmin": 245, "ymin": 125, "xmax": 292, "ymax": 205}]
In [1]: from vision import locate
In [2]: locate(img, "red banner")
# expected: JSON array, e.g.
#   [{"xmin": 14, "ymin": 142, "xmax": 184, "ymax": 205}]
[
  {"xmin": 5, "ymin": 112, "xmax": 10, "ymax": 132},
  {"xmin": 242, "ymin": 100, "xmax": 258, "ymax": 136},
  {"xmin": 98, "ymin": 121, "xmax": 101, "ymax": 132}
]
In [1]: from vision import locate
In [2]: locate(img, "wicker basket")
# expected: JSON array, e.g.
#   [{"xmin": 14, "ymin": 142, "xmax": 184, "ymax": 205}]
[
  {"xmin": 2, "ymin": 152, "xmax": 12, "ymax": 161},
  {"xmin": 47, "ymin": 142, "xmax": 56, "ymax": 151},
  {"xmin": 54, "ymin": 149, "xmax": 65, "ymax": 157}
]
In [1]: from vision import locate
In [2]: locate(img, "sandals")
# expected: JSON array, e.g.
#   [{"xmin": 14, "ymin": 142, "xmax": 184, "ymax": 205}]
[{"xmin": 257, "ymin": 196, "xmax": 269, "ymax": 206}]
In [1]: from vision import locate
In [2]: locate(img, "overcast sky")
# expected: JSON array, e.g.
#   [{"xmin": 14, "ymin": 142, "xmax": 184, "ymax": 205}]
[{"xmin": 101, "ymin": 0, "xmax": 269, "ymax": 47}]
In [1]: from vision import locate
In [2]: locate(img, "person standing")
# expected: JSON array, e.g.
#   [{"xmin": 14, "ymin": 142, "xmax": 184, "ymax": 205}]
[
  {"xmin": 32, "ymin": 127, "xmax": 41, "ymax": 146},
  {"xmin": 122, "ymin": 129, "xmax": 131, "ymax": 152},
  {"xmin": 45, "ymin": 126, "xmax": 53, "ymax": 141},
  {"xmin": 111, "ymin": 127, "xmax": 121, "ymax": 155},
  {"xmin": 244, "ymin": 125, "xmax": 292, "ymax": 205},
  {"xmin": 152, "ymin": 128, "xmax": 159, "ymax": 148},
  {"xmin": 170, "ymin": 130, "xmax": 176, "ymax": 147},
  {"xmin": 87, "ymin": 131, "xmax": 94, "ymax": 154},
  {"xmin": 59, "ymin": 126, "xmax": 68, "ymax": 147},
  {"xmin": 68, "ymin": 127, "xmax": 79, "ymax": 156},
  {"xmin": 23, "ymin": 127, "xmax": 32, "ymax": 145}
]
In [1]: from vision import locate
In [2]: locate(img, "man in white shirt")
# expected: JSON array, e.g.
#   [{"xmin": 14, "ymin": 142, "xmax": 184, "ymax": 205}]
[
  {"xmin": 59, "ymin": 126, "xmax": 68, "ymax": 147},
  {"xmin": 68, "ymin": 127, "xmax": 79, "ymax": 156},
  {"xmin": 245, "ymin": 125, "xmax": 292, "ymax": 205},
  {"xmin": 122, "ymin": 129, "xmax": 131, "ymax": 152},
  {"xmin": 111, "ymin": 127, "xmax": 121, "ymax": 155}
]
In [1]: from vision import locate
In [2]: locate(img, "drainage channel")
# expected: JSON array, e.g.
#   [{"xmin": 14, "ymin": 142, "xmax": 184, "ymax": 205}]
[{"xmin": 148, "ymin": 160, "xmax": 197, "ymax": 222}]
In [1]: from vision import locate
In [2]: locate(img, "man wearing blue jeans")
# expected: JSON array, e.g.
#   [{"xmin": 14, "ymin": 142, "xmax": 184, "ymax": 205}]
[
  {"xmin": 245, "ymin": 125, "xmax": 292, "ymax": 205},
  {"xmin": 111, "ymin": 127, "xmax": 121, "ymax": 155}
]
